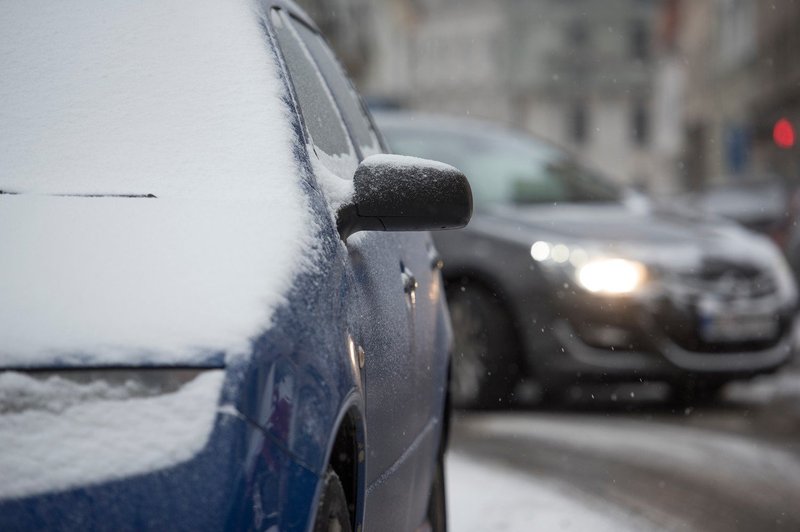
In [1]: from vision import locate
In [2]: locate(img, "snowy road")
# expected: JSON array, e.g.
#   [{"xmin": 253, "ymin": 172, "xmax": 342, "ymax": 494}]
[{"xmin": 446, "ymin": 369, "xmax": 800, "ymax": 531}]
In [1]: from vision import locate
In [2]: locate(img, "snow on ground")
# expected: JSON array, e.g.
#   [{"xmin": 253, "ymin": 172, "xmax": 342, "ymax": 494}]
[
  {"xmin": 459, "ymin": 409, "xmax": 800, "ymax": 503},
  {"xmin": 446, "ymin": 451, "xmax": 642, "ymax": 532},
  {"xmin": 726, "ymin": 365, "xmax": 800, "ymax": 405},
  {"xmin": 0, "ymin": 370, "xmax": 224, "ymax": 500}
]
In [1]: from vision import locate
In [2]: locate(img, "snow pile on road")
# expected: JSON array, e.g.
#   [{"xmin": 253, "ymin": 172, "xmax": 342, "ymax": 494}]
[
  {"xmin": 0, "ymin": 0, "xmax": 316, "ymax": 365},
  {"xmin": 726, "ymin": 368, "xmax": 800, "ymax": 404},
  {"xmin": 463, "ymin": 414, "xmax": 800, "ymax": 499},
  {"xmin": 0, "ymin": 370, "xmax": 224, "ymax": 500},
  {"xmin": 447, "ymin": 451, "xmax": 639, "ymax": 532}
]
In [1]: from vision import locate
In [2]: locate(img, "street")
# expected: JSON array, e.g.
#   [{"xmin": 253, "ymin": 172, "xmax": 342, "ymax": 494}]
[{"xmin": 446, "ymin": 368, "xmax": 800, "ymax": 531}]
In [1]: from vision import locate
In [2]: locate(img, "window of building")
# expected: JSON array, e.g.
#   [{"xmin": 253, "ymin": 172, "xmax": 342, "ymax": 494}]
[
  {"xmin": 570, "ymin": 102, "xmax": 589, "ymax": 144},
  {"xmin": 629, "ymin": 20, "xmax": 649, "ymax": 60},
  {"xmin": 567, "ymin": 20, "xmax": 589, "ymax": 49},
  {"xmin": 632, "ymin": 101, "xmax": 650, "ymax": 146}
]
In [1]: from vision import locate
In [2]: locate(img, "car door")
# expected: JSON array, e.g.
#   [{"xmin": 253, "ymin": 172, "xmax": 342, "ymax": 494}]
[{"xmin": 270, "ymin": 9, "xmax": 444, "ymax": 531}]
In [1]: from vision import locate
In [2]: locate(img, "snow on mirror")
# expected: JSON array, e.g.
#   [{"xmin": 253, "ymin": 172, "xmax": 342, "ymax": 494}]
[{"xmin": 336, "ymin": 154, "xmax": 473, "ymax": 239}]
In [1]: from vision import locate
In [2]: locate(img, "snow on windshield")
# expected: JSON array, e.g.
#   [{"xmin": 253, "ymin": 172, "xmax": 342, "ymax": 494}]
[
  {"xmin": 0, "ymin": 0, "xmax": 316, "ymax": 366},
  {"xmin": 1, "ymin": 0, "xmax": 291, "ymax": 199}
]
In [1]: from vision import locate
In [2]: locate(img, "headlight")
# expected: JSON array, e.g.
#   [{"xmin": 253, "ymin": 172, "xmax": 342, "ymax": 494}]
[
  {"xmin": 576, "ymin": 258, "xmax": 647, "ymax": 295},
  {"xmin": 0, "ymin": 369, "xmax": 225, "ymax": 500},
  {"xmin": 532, "ymin": 241, "xmax": 649, "ymax": 295},
  {"xmin": 0, "ymin": 368, "xmax": 212, "ymax": 414}
]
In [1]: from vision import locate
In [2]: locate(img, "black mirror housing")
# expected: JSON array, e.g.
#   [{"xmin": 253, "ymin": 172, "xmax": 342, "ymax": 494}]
[{"xmin": 337, "ymin": 154, "xmax": 473, "ymax": 240}]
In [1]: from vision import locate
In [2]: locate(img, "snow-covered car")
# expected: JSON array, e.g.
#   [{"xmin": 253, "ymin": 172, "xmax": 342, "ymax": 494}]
[
  {"xmin": 0, "ymin": 2, "xmax": 471, "ymax": 531},
  {"xmin": 377, "ymin": 112, "xmax": 797, "ymax": 408}
]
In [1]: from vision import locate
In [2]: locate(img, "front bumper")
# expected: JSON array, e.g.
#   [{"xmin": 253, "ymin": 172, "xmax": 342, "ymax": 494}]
[
  {"xmin": 547, "ymin": 319, "xmax": 793, "ymax": 383},
  {"xmin": 520, "ymin": 291, "xmax": 795, "ymax": 386},
  {"xmin": 0, "ymin": 387, "xmax": 318, "ymax": 532}
]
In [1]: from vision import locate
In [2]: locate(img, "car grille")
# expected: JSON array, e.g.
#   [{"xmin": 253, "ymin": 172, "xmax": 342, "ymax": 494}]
[
  {"xmin": 669, "ymin": 260, "xmax": 777, "ymax": 301},
  {"xmin": 658, "ymin": 260, "xmax": 784, "ymax": 353}
]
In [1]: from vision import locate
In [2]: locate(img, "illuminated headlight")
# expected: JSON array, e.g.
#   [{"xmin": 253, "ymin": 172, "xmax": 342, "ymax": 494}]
[{"xmin": 576, "ymin": 258, "xmax": 647, "ymax": 295}]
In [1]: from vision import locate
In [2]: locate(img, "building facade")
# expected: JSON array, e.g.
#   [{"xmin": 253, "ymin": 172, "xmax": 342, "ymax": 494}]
[
  {"xmin": 299, "ymin": 0, "xmax": 669, "ymax": 191},
  {"xmin": 666, "ymin": 0, "xmax": 800, "ymax": 189},
  {"xmin": 752, "ymin": 0, "xmax": 800, "ymax": 179},
  {"xmin": 503, "ymin": 0, "xmax": 660, "ymax": 190}
]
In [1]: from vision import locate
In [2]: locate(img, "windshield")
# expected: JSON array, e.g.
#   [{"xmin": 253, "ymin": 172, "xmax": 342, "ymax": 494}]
[{"xmin": 382, "ymin": 124, "xmax": 622, "ymax": 207}]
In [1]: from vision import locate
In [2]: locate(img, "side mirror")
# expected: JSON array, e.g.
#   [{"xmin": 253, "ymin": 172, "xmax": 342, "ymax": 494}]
[{"xmin": 337, "ymin": 154, "xmax": 473, "ymax": 240}]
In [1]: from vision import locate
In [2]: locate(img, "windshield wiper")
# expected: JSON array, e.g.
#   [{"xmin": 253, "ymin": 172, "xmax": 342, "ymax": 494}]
[
  {"xmin": 59, "ymin": 193, "xmax": 157, "ymax": 199},
  {"xmin": 0, "ymin": 191, "xmax": 156, "ymax": 198}
]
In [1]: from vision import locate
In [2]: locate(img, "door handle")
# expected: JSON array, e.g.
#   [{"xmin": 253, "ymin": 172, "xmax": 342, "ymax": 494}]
[
  {"xmin": 402, "ymin": 267, "xmax": 418, "ymax": 295},
  {"xmin": 428, "ymin": 245, "xmax": 444, "ymax": 271}
]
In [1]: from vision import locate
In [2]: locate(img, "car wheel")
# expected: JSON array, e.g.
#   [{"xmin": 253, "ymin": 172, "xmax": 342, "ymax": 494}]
[
  {"xmin": 313, "ymin": 467, "xmax": 352, "ymax": 532},
  {"xmin": 426, "ymin": 451, "xmax": 447, "ymax": 532},
  {"xmin": 446, "ymin": 283, "xmax": 520, "ymax": 409}
]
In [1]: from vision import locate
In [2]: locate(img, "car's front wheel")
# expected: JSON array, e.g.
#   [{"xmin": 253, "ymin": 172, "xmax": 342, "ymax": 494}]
[
  {"xmin": 446, "ymin": 282, "xmax": 521, "ymax": 409},
  {"xmin": 313, "ymin": 468, "xmax": 352, "ymax": 532},
  {"xmin": 426, "ymin": 451, "xmax": 447, "ymax": 531}
]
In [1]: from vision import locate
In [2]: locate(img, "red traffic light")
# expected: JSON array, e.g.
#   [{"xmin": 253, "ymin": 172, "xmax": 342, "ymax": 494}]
[{"xmin": 773, "ymin": 118, "xmax": 795, "ymax": 149}]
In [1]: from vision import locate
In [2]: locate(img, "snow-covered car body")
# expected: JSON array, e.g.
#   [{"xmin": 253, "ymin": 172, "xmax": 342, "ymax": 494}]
[
  {"xmin": 0, "ymin": 2, "xmax": 465, "ymax": 530},
  {"xmin": 377, "ymin": 112, "xmax": 797, "ymax": 407}
]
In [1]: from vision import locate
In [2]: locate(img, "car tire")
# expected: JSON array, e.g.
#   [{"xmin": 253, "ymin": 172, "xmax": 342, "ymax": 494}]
[
  {"xmin": 426, "ymin": 451, "xmax": 447, "ymax": 532},
  {"xmin": 446, "ymin": 282, "xmax": 521, "ymax": 409},
  {"xmin": 313, "ymin": 467, "xmax": 352, "ymax": 532}
]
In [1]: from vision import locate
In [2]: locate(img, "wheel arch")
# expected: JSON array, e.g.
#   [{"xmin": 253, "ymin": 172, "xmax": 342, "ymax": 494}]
[{"xmin": 317, "ymin": 393, "xmax": 366, "ymax": 531}]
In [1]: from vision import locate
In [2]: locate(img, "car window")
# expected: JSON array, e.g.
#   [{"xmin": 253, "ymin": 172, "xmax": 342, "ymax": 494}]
[
  {"xmin": 290, "ymin": 19, "xmax": 381, "ymax": 158},
  {"xmin": 383, "ymin": 125, "xmax": 622, "ymax": 208},
  {"xmin": 271, "ymin": 9, "xmax": 356, "ymax": 176}
]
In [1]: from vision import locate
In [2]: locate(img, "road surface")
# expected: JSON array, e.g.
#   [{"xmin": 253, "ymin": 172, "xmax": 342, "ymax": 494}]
[{"xmin": 446, "ymin": 369, "xmax": 800, "ymax": 531}]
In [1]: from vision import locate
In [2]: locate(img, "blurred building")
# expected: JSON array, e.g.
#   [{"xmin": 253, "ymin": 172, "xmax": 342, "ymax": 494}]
[
  {"xmin": 671, "ymin": 0, "xmax": 759, "ymax": 189},
  {"xmin": 294, "ymin": 0, "xmax": 375, "ymax": 81},
  {"xmin": 297, "ymin": 0, "xmax": 800, "ymax": 193},
  {"xmin": 665, "ymin": 0, "xmax": 800, "ymax": 189},
  {"xmin": 295, "ymin": 0, "xmax": 423, "ymax": 105},
  {"xmin": 650, "ymin": 0, "xmax": 685, "ymax": 195},
  {"xmin": 752, "ymin": 0, "xmax": 800, "ymax": 180},
  {"xmin": 299, "ymin": 0, "xmax": 664, "ymax": 191},
  {"xmin": 501, "ymin": 0, "xmax": 660, "ymax": 191}
]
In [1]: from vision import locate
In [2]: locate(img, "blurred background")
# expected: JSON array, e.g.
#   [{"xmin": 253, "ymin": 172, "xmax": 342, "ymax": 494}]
[
  {"xmin": 297, "ymin": 1, "xmax": 800, "ymax": 530},
  {"xmin": 299, "ymin": 0, "xmax": 798, "ymax": 196}
]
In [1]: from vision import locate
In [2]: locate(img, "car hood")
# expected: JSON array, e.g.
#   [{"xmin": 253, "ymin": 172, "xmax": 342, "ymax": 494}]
[
  {"xmin": 0, "ymin": 194, "xmax": 312, "ymax": 369},
  {"xmin": 472, "ymin": 202, "xmax": 785, "ymax": 272}
]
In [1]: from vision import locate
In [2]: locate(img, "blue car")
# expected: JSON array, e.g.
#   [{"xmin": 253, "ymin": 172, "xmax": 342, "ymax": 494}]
[{"xmin": 0, "ymin": 1, "xmax": 471, "ymax": 531}]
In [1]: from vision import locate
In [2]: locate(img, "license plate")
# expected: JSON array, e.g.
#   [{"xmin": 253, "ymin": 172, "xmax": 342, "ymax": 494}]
[{"xmin": 698, "ymin": 311, "xmax": 778, "ymax": 343}]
